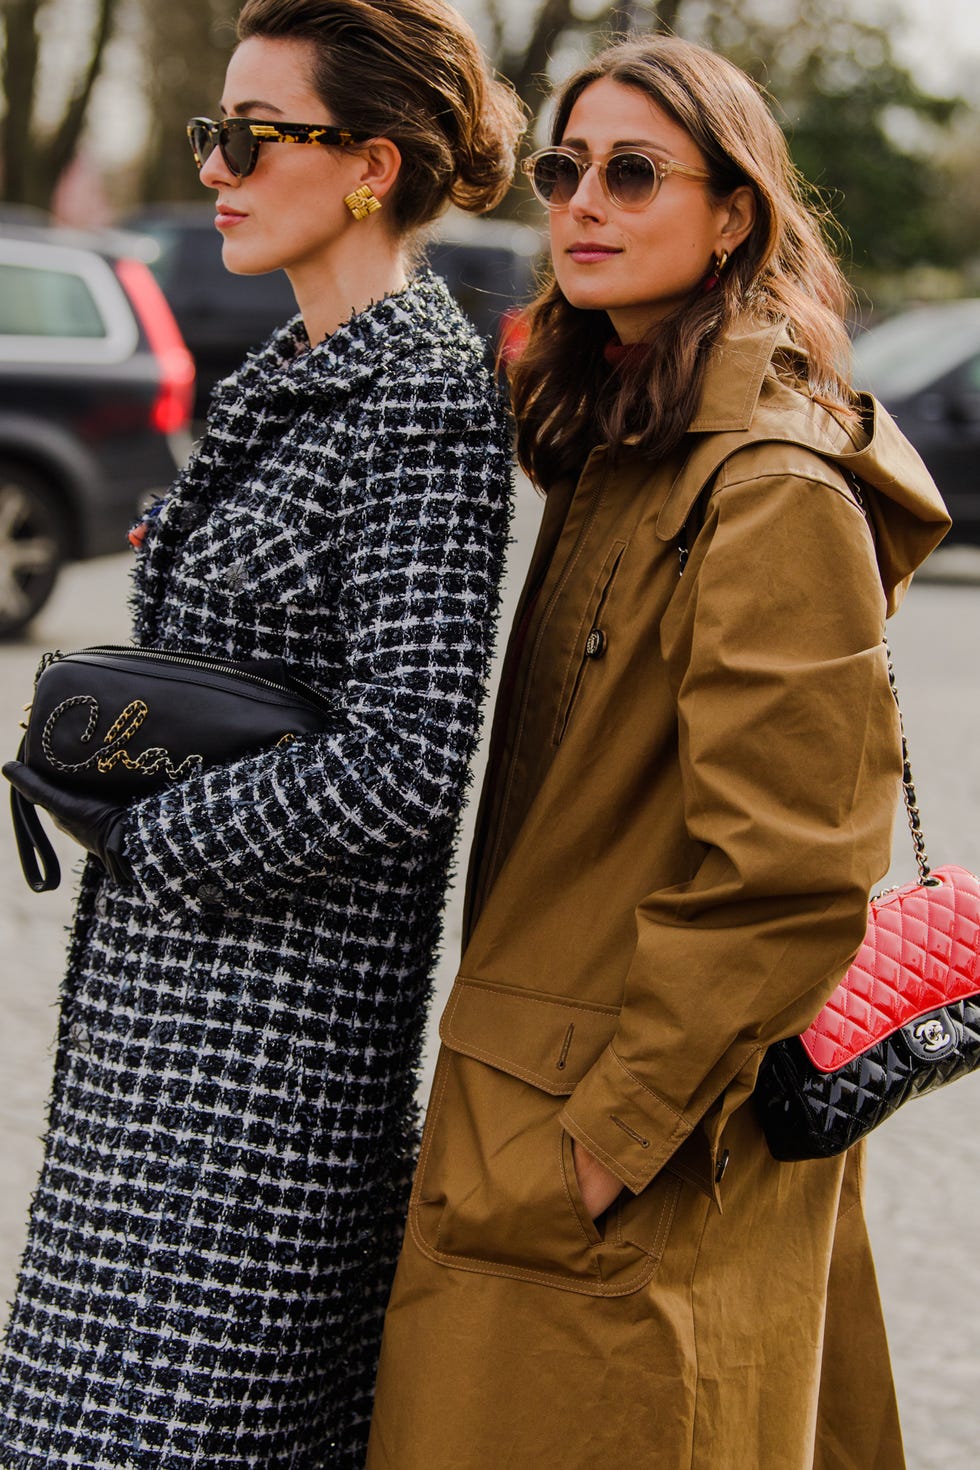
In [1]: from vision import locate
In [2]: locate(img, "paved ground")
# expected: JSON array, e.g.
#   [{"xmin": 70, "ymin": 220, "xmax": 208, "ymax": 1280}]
[{"xmin": 1, "ymin": 489, "xmax": 978, "ymax": 1466}]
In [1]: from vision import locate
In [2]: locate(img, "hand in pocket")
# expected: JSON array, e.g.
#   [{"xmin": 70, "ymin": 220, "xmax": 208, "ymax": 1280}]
[{"xmin": 571, "ymin": 1137, "xmax": 624, "ymax": 1220}]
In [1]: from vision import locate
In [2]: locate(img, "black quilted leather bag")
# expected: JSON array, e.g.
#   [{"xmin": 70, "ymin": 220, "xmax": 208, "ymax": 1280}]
[
  {"xmin": 754, "ymin": 648, "xmax": 980, "ymax": 1161},
  {"xmin": 10, "ymin": 645, "xmax": 334, "ymax": 892}
]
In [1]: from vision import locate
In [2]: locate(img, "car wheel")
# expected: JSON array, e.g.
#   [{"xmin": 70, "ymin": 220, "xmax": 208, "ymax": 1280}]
[{"xmin": 0, "ymin": 462, "xmax": 65, "ymax": 638}]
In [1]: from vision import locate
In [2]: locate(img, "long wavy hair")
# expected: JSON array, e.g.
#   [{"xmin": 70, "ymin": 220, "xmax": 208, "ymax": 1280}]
[{"xmin": 511, "ymin": 36, "xmax": 858, "ymax": 488}]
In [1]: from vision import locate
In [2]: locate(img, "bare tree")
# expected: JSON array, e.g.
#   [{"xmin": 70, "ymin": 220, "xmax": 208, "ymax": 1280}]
[
  {"xmin": 0, "ymin": 0, "xmax": 121, "ymax": 207},
  {"xmin": 138, "ymin": 0, "xmax": 238, "ymax": 203}
]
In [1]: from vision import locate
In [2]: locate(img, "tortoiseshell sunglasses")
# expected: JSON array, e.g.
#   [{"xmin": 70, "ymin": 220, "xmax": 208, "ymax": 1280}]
[{"xmin": 186, "ymin": 117, "xmax": 371, "ymax": 179}]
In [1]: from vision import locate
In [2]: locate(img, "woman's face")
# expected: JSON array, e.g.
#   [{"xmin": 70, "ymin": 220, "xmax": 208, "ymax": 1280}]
[
  {"xmin": 199, "ymin": 36, "xmax": 373, "ymax": 283},
  {"xmin": 549, "ymin": 76, "xmax": 751, "ymax": 341}
]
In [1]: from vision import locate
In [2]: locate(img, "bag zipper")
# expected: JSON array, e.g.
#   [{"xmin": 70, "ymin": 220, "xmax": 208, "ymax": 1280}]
[{"xmin": 35, "ymin": 645, "xmax": 328, "ymax": 708}]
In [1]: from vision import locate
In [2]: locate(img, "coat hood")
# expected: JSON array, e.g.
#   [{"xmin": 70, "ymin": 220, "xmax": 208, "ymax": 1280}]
[{"xmin": 654, "ymin": 319, "xmax": 951, "ymax": 614}]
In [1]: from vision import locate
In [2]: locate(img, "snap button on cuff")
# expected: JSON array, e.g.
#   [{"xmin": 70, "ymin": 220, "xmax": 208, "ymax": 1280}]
[
  {"xmin": 196, "ymin": 881, "xmax": 223, "ymax": 907},
  {"xmin": 585, "ymin": 628, "xmax": 606, "ymax": 659}
]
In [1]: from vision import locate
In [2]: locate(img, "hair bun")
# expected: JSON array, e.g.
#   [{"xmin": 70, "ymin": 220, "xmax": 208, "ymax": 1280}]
[{"xmin": 238, "ymin": 0, "xmax": 525, "ymax": 231}]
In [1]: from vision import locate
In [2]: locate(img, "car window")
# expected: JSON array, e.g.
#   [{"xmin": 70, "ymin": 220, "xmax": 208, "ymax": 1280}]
[
  {"xmin": 0, "ymin": 238, "xmax": 138, "ymax": 364},
  {"xmin": 0, "ymin": 262, "xmax": 106, "ymax": 338},
  {"xmin": 852, "ymin": 307, "xmax": 980, "ymax": 398}
]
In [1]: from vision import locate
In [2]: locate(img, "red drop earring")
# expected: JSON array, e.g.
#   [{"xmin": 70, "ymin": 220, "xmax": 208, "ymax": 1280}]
[{"xmin": 701, "ymin": 249, "xmax": 730, "ymax": 294}]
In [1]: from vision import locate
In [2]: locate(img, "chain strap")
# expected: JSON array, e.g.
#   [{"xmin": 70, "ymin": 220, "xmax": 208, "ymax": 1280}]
[
  {"xmin": 884, "ymin": 643, "xmax": 933, "ymax": 884},
  {"xmin": 848, "ymin": 472, "xmax": 934, "ymax": 885}
]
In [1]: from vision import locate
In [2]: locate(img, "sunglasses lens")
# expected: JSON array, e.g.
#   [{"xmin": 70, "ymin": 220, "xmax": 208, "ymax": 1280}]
[
  {"xmin": 606, "ymin": 153, "xmax": 658, "ymax": 207},
  {"xmin": 222, "ymin": 123, "xmax": 256, "ymax": 178},
  {"xmin": 532, "ymin": 152, "xmax": 581, "ymax": 207},
  {"xmin": 189, "ymin": 122, "xmax": 217, "ymax": 168}
]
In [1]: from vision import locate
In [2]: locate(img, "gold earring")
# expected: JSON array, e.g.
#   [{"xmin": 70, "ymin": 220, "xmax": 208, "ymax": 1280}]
[
  {"xmin": 701, "ymin": 250, "xmax": 731, "ymax": 294},
  {"xmin": 344, "ymin": 185, "xmax": 382, "ymax": 221}
]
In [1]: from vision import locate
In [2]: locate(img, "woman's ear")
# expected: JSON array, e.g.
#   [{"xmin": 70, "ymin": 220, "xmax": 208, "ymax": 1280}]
[
  {"xmin": 355, "ymin": 138, "xmax": 402, "ymax": 203},
  {"xmin": 717, "ymin": 185, "xmax": 756, "ymax": 255}
]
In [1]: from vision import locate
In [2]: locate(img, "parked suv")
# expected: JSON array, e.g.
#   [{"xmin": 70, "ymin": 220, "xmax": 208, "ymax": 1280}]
[
  {"xmin": 852, "ymin": 300, "xmax": 980, "ymax": 542},
  {"xmin": 124, "ymin": 204, "xmax": 541, "ymax": 419},
  {"xmin": 0, "ymin": 224, "xmax": 194, "ymax": 635}
]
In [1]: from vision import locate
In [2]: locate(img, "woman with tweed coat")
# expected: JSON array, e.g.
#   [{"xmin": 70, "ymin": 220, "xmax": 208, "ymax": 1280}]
[{"xmin": 0, "ymin": 2, "xmax": 523, "ymax": 1466}]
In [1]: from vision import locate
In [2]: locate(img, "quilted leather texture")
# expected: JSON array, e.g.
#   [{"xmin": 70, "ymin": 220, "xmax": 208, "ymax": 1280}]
[
  {"xmin": 801, "ymin": 865, "xmax": 980, "ymax": 1070},
  {"xmin": 755, "ymin": 865, "xmax": 980, "ymax": 1161}
]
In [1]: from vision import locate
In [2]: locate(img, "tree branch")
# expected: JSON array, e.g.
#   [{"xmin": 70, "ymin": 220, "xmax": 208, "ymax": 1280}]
[
  {"xmin": 1, "ymin": 0, "xmax": 44, "ymax": 204},
  {"xmin": 655, "ymin": 0, "xmax": 683, "ymax": 33},
  {"xmin": 502, "ymin": 0, "xmax": 576, "ymax": 115},
  {"xmin": 43, "ymin": 0, "xmax": 121, "ymax": 189}
]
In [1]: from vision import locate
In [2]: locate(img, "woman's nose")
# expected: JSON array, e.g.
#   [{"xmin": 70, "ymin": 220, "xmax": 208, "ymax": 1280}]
[
  {"xmin": 199, "ymin": 145, "xmax": 236, "ymax": 190},
  {"xmin": 568, "ymin": 162, "xmax": 606, "ymax": 221}
]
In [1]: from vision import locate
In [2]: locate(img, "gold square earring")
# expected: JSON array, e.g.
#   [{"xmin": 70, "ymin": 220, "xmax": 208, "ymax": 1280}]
[{"xmin": 344, "ymin": 185, "xmax": 382, "ymax": 221}]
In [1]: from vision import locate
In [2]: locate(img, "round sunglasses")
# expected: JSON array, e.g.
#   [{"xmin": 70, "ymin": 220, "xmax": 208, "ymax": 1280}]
[
  {"xmin": 186, "ymin": 117, "xmax": 372, "ymax": 180},
  {"xmin": 522, "ymin": 146, "xmax": 711, "ymax": 212}
]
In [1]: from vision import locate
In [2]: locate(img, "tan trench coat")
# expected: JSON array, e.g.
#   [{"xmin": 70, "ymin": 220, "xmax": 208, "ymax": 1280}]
[{"xmin": 367, "ymin": 321, "xmax": 951, "ymax": 1470}]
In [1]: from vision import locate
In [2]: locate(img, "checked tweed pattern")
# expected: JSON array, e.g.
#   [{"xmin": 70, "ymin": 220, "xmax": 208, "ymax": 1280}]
[{"xmin": 0, "ymin": 273, "xmax": 512, "ymax": 1469}]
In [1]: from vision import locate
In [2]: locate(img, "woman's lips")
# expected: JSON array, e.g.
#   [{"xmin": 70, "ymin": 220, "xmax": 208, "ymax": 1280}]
[
  {"xmin": 567, "ymin": 243, "xmax": 622, "ymax": 264},
  {"xmin": 215, "ymin": 208, "xmax": 247, "ymax": 230}
]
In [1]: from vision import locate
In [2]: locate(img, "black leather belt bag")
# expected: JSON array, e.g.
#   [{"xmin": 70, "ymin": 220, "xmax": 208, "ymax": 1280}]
[{"xmin": 10, "ymin": 645, "xmax": 334, "ymax": 892}]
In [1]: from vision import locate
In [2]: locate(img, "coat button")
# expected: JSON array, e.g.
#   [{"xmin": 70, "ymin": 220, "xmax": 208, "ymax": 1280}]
[
  {"xmin": 224, "ymin": 563, "xmax": 247, "ymax": 593},
  {"xmin": 714, "ymin": 1148, "xmax": 731, "ymax": 1184},
  {"xmin": 196, "ymin": 881, "xmax": 223, "ymax": 907},
  {"xmin": 186, "ymin": 504, "xmax": 207, "ymax": 528},
  {"xmin": 585, "ymin": 628, "xmax": 606, "ymax": 659}
]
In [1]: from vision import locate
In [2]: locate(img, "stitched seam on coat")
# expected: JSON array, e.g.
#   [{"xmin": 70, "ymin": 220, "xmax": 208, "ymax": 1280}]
[
  {"xmin": 551, "ymin": 539, "xmax": 627, "ymax": 747},
  {"xmin": 609, "ymin": 1046, "xmax": 687, "ymax": 1120},
  {"xmin": 712, "ymin": 455, "xmax": 870, "ymax": 509},
  {"xmin": 481, "ymin": 462, "xmax": 610, "ymax": 899},
  {"xmin": 688, "ymin": 1192, "xmax": 716, "ymax": 1470}
]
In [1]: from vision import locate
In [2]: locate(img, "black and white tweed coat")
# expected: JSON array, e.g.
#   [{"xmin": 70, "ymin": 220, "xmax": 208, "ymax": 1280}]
[{"xmin": 0, "ymin": 272, "xmax": 512, "ymax": 1469}]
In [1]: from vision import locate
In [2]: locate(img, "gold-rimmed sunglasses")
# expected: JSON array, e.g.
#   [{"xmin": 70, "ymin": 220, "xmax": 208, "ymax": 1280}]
[
  {"xmin": 186, "ymin": 117, "xmax": 372, "ymax": 179},
  {"xmin": 522, "ymin": 146, "xmax": 711, "ymax": 211}
]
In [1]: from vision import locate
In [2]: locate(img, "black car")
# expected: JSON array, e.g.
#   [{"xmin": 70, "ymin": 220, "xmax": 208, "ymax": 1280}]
[
  {"xmin": 0, "ymin": 223, "xmax": 194, "ymax": 635},
  {"xmin": 852, "ymin": 300, "xmax": 980, "ymax": 542},
  {"xmin": 124, "ymin": 204, "xmax": 541, "ymax": 419}
]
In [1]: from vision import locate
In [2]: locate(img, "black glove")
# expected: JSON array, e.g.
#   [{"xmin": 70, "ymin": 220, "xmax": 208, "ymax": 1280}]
[{"xmin": 3, "ymin": 761, "xmax": 132, "ymax": 889}]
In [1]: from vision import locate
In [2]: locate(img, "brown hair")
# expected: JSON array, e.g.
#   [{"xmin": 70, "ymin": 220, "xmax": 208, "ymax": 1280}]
[
  {"xmin": 511, "ymin": 35, "xmax": 858, "ymax": 488},
  {"xmin": 236, "ymin": 0, "xmax": 525, "ymax": 232}
]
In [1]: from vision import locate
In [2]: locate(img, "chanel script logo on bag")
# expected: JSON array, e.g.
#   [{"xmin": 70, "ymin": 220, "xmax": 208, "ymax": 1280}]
[
  {"xmin": 903, "ymin": 1008, "xmax": 959, "ymax": 1064},
  {"xmin": 42, "ymin": 695, "xmax": 204, "ymax": 781}
]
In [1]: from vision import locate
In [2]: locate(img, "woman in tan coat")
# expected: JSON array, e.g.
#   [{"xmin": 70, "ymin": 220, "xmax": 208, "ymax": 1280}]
[{"xmin": 367, "ymin": 36, "xmax": 950, "ymax": 1470}]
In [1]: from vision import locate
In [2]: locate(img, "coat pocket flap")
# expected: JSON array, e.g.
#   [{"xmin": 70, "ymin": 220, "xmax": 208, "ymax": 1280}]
[{"xmin": 439, "ymin": 979, "xmax": 620, "ymax": 1096}]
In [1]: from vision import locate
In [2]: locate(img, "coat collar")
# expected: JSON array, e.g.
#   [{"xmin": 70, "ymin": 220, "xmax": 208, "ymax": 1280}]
[
  {"xmin": 687, "ymin": 317, "xmax": 788, "ymax": 432},
  {"xmin": 210, "ymin": 269, "xmax": 459, "ymax": 410}
]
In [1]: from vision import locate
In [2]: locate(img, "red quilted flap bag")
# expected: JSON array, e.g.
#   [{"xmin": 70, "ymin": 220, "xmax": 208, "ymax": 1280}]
[
  {"xmin": 754, "ymin": 590, "xmax": 980, "ymax": 1160},
  {"xmin": 800, "ymin": 865, "xmax": 980, "ymax": 1073},
  {"xmin": 755, "ymin": 861, "xmax": 980, "ymax": 1161}
]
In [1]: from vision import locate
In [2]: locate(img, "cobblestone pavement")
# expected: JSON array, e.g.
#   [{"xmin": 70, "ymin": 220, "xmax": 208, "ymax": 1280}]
[{"xmin": 1, "ymin": 497, "xmax": 978, "ymax": 1467}]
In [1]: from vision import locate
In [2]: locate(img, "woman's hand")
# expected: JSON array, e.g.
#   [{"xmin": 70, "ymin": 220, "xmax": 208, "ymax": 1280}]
[
  {"xmin": 572, "ymin": 1137, "xmax": 624, "ymax": 1220},
  {"xmin": 3, "ymin": 761, "xmax": 132, "ymax": 885}
]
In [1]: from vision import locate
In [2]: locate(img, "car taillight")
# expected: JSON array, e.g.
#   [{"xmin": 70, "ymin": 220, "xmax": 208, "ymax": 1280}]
[{"xmin": 113, "ymin": 257, "xmax": 196, "ymax": 434}]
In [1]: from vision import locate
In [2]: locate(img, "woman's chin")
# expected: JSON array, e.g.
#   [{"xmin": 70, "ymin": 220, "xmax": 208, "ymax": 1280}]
[{"xmin": 219, "ymin": 238, "xmax": 280, "ymax": 278}]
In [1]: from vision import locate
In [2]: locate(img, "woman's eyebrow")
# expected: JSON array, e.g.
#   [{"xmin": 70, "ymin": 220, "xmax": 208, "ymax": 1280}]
[
  {"xmin": 560, "ymin": 136, "xmax": 667, "ymax": 151},
  {"xmin": 219, "ymin": 100, "xmax": 287, "ymax": 117}
]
